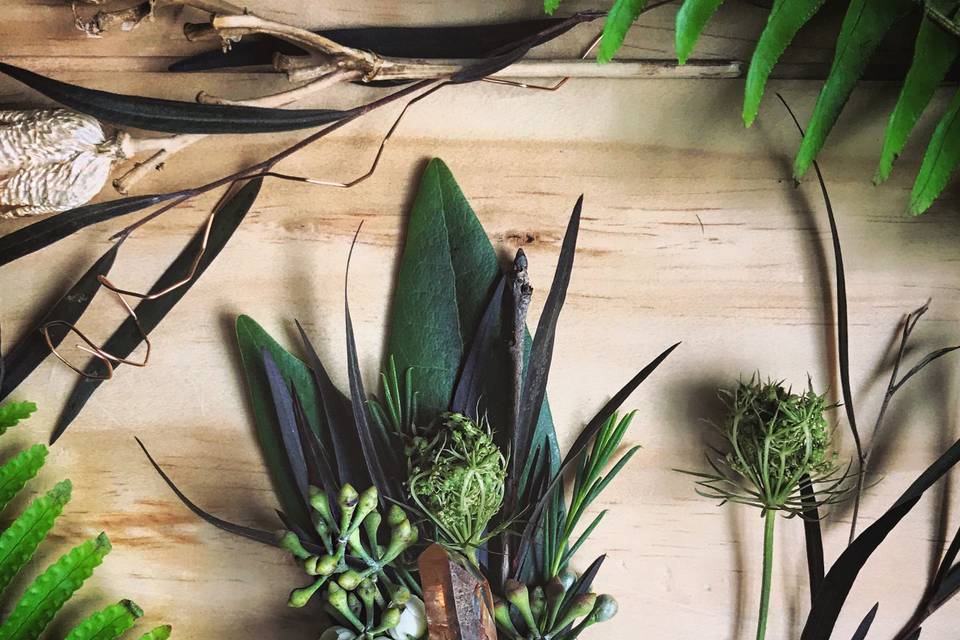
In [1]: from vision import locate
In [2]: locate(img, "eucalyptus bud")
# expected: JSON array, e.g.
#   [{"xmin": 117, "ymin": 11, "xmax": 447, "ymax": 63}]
[
  {"xmin": 288, "ymin": 577, "xmax": 325, "ymax": 608},
  {"xmin": 593, "ymin": 594, "xmax": 618, "ymax": 622},
  {"xmin": 338, "ymin": 484, "xmax": 360, "ymax": 531},
  {"xmin": 315, "ymin": 554, "xmax": 338, "ymax": 576},
  {"xmin": 493, "ymin": 598, "xmax": 520, "ymax": 637},
  {"xmin": 371, "ymin": 606, "xmax": 401, "ymax": 634},
  {"xmin": 326, "ymin": 582, "xmax": 363, "ymax": 630},
  {"xmin": 554, "ymin": 593, "xmax": 597, "ymax": 630},
  {"xmin": 530, "ymin": 586, "xmax": 546, "ymax": 622},
  {"xmin": 337, "ymin": 569, "xmax": 363, "ymax": 591},
  {"xmin": 558, "ymin": 570, "xmax": 576, "ymax": 591},
  {"xmin": 278, "ymin": 531, "xmax": 311, "ymax": 560},
  {"xmin": 504, "ymin": 579, "xmax": 537, "ymax": 635},
  {"xmin": 390, "ymin": 585, "xmax": 411, "ymax": 606},
  {"xmin": 386, "ymin": 504, "xmax": 407, "ymax": 527},
  {"xmin": 310, "ymin": 486, "xmax": 335, "ymax": 527}
]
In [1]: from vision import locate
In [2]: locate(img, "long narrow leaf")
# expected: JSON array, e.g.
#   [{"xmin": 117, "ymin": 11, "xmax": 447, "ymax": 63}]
[
  {"xmin": 0, "ymin": 532, "xmax": 111, "ymax": 640},
  {"xmin": 743, "ymin": 0, "xmax": 827, "ymax": 126},
  {"xmin": 292, "ymin": 390, "xmax": 339, "ymax": 499},
  {"xmin": 0, "ymin": 64, "xmax": 355, "ymax": 135},
  {"xmin": 598, "ymin": 0, "xmax": 648, "ymax": 63},
  {"xmin": 50, "ymin": 178, "xmax": 262, "ymax": 444},
  {"xmin": 675, "ymin": 0, "xmax": 725, "ymax": 64},
  {"xmin": 0, "ymin": 244, "xmax": 120, "ymax": 402},
  {"xmin": 910, "ymin": 86, "xmax": 960, "ymax": 215},
  {"xmin": 136, "ymin": 437, "xmax": 283, "ymax": 549},
  {"xmin": 295, "ymin": 321, "xmax": 368, "ymax": 491},
  {"xmin": 800, "ymin": 436, "xmax": 960, "ymax": 640},
  {"xmin": 793, "ymin": 0, "xmax": 914, "ymax": 179},
  {"xmin": 344, "ymin": 230, "xmax": 400, "ymax": 503},
  {"xmin": 64, "ymin": 600, "xmax": 141, "ymax": 640},
  {"xmin": 876, "ymin": 14, "xmax": 960, "ymax": 183},
  {"xmin": 262, "ymin": 349, "xmax": 310, "ymax": 507},
  {"xmin": 0, "ymin": 479, "xmax": 70, "ymax": 595},
  {"xmin": 799, "ymin": 475, "xmax": 825, "ymax": 603},
  {"xmin": 0, "ymin": 195, "xmax": 171, "ymax": 268},
  {"xmin": 451, "ymin": 276, "xmax": 505, "ymax": 418}
]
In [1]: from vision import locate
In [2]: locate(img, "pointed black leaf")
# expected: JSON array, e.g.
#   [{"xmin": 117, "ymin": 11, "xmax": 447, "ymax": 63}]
[
  {"xmin": 295, "ymin": 320, "xmax": 368, "ymax": 490},
  {"xmin": 344, "ymin": 230, "xmax": 400, "ymax": 502},
  {"xmin": 0, "ymin": 243, "xmax": 119, "ymax": 402},
  {"xmin": 929, "ymin": 522, "xmax": 960, "ymax": 605},
  {"xmin": 262, "ymin": 349, "xmax": 310, "ymax": 508},
  {"xmin": 555, "ymin": 554, "xmax": 605, "ymax": 634},
  {"xmin": 50, "ymin": 178, "xmax": 263, "ymax": 444},
  {"xmin": 801, "ymin": 436, "xmax": 960, "ymax": 640},
  {"xmin": 891, "ymin": 346, "xmax": 960, "ymax": 395},
  {"xmin": 513, "ymin": 341, "xmax": 679, "ymax": 574},
  {"xmin": 0, "ymin": 194, "xmax": 174, "ymax": 268},
  {"xmin": 850, "ymin": 603, "xmax": 879, "ymax": 640},
  {"xmin": 513, "ymin": 197, "xmax": 582, "ymax": 493},
  {"xmin": 136, "ymin": 437, "xmax": 279, "ymax": 548},
  {"xmin": 0, "ymin": 63, "xmax": 356, "ymax": 134},
  {"xmin": 292, "ymin": 388, "xmax": 339, "ymax": 499},
  {"xmin": 169, "ymin": 18, "xmax": 572, "ymax": 72},
  {"xmin": 931, "ymin": 564, "xmax": 960, "ymax": 608},
  {"xmin": 451, "ymin": 275, "xmax": 505, "ymax": 418},
  {"xmin": 800, "ymin": 474, "xmax": 825, "ymax": 604}
]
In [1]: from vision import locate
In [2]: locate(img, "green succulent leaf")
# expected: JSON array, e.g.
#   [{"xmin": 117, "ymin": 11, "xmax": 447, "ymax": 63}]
[
  {"xmin": 0, "ymin": 444, "xmax": 48, "ymax": 513},
  {"xmin": 742, "ymin": 0, "xmax": 827, "ymax": 126},
  {"xmin": 675, "ymin": 0, "xmax": 725, "ymax": 64},
  {"xmin": 0, "ymin": 478, "xmax": 70, "ymax": 596},
  {"xmin": 793, "ymin": 0, "xmax": 914, "ymax": 179},
  {"xmin": 64, "ymin": 600, "xmax": 142, "ymax": 640},
  {"xmin": 135, "ymin": 627, "xmax": 172, "ymax": 640},
  {"xmin": 910, "ymin": 86, "xmax": 960, "ymax": 215},
  {"xmin": 236, "ymin": 314, "xmax": 321, "ymax": 532},
  {"xmin": 598, "ymin": 0, "xmax": 648, "ymax": 63},
  {"xmin": 0, "ymin": 402, "xmax": 37, "ymax": 434},
  {"xmin": 0, "ymin": 531, "xmax": 111, "ymax": 640},
  {"xmin": 877, "ymin": 14, "xmax": 960, "ymax": 184}
]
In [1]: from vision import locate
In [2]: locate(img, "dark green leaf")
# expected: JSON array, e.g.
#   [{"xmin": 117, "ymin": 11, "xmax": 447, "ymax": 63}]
[
  {"xmin": 675, "ymin": 0, "xmax": 725, "ymax": 65},
  {"xmin": 910, "ymin": 86, "xmax": 960, "ymax": 215},
  {"xmin": 136, "ymin": 437, "xmax": 283, "ymax": 550},
  {"xmin": 235, "ymin": 313, "xmax": 318, "ymax": 533},
  {"xmin": 387, "ymin": 158, "xmax": 500, "ymax": 418},
  {"xmin": 0, "ymin": 63, "xmax": 355, "ymax": 135},
  {"xmin": 262, "ymin": 349, "xmax": 310, "ymax": 508},
  {"xmin": 598, "ymin": 0, "xmax": 648, "ymax": 63},
  {"xmin": 345, "ymin": 231, "xmax": 401, "ymax": 503},
  {"xmin": 742, "ymin": 0, "xmax": 827, "ymax": 126},
  {"xmin": 850, "ymin": 603, "xmax": 878, "ymax": 640},
  {"xmin": 0, "ymin": 402, "xmax": 36, "ymax": 433},
  {"xmin": 799, "ymin": 475, "xmax": 825, "ymax": 603},
  {"xmin": 451, "ymin": 276, "xmax": 505, "ymax": 418},
  {"xmin": 800, "ymin": 436, "xmax": 960, "ymax": 640},
  {"xmin": 295, "ymin": 321, "xmax": 367, "ymax": 492},
  {"xmin": 50, "ymin": 178, "xmax": 262, "ymax": 444},
  {"xmin": 793, "ymin": 0, "xmax": 914, "ymax": 179},
  {"xmin": 0, "ymin": 244, "xmax": 119, "ymax": 402},
  {"xmin": 0, "ymin": 195, "xmax": 171, "ymax": 268},
  {"xmin": 291, "ymin": 390, "xmax": 338, "ymax": 499},
  {"xmin": 876, "ymin": 14, "xmax": 960, "ymax": 183}
]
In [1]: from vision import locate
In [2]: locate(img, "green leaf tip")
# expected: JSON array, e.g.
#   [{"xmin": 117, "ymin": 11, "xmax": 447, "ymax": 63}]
[
  {"xmin": 598, "ymin": 0, "xmax": 648, "ymax": 63},
  {"xmin": 544, "ymin": 0, "xmax": 562, "ymax": 14},
  {"xmin": 675, "ymin": 0, "xmax": 725, "ymax": 65},
  {"xmin": 0, "ymin": 402, "xmax": 38, "ymax": 433},
  {"xmin": 0, "ymin": 445, "xmax": 50, "ymax": 513},
  {"xmin": 64, "ymin": 600, "xmax": 143, "ymax": 640},
  {"xmin": 120, "ymin": 599, "xmax": 144, "ymax": 619},
  {"xmin": 137, "ymin": 625, "xmax": 172, "ymax": 640},
  {"xmin": 908, "ymin": 86, "xmax": 960, "ymax": 216}
]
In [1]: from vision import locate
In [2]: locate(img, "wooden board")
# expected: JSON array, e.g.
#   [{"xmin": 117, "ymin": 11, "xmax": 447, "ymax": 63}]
[{"xmin": 1, "ymin": 1, "xmax": 958, "ymax": 638}]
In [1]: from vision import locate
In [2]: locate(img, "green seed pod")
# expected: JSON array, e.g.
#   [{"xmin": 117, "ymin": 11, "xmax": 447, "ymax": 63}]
[
  {"xmin": 493, "ymin": 598, "xmax": 520, "ymax": 637},
  {"xmin": 338, "ymin": 484, "xmax": 360, "ymax": 532},
  {"xmin": 593, "ymin": 594, "xmax": 618, "ymax": 622},
  {"xmin": 277, "ymin": 531, "xmax": 311, "ymax": 560},
  {"xmin": 544, "ymin": 576, "xmax": 567, "ymax": 631},
  {"xmin": 390, "ymin": 585, "xmax": 411, "ymax": 606},
  {"xmin": 386, "ymin": 504, "xmax": 407, "ymax": 527},
  {"xmin": 288, "ymin": 577, "xmax": 324, "ymax": 608},
  {"xmin": 326, "ymin": 582, "xmax": 363, "ymax": 630},
  {"xmin": 347, "ymin": 592, "xmax": 361, "ymax": 616},
  {"xmin": 315, "ymin": 554, "xmax": 339, "ymax": 576},
  {"xmin": 357, "ymin": 579, "xmax": 378, "ymax": 628},
  {"xmin": 310, "ymin": 486, "xmax": 335, "ymax": 526},
  {"xmin": 354, "ymin": 486, "xmax": 378, "ymax": 523},
  {"xmin": 338, "ymin": 569, "xmax": 363, "ymax": 591},
  {"xmin": 554, "ymin": 593, "xmax": 597, "ymax": 630},
  {"xmin": 304, "ymin": 555, "xmax": 319, "ymax": 576},
  {"xmin": 504, "ymin": 579, "xmax": 537, "ymax": 635},
  {"xmin": 363, "ymin": 511, "xmax": 382, "ymax": 549},
  {"xmin": 369, "ymin": 606, "xmax": 401, "ymax": 634},
  {"xmin": 558, "ymin": 570, "xmax": 576, "ymax": 591}
]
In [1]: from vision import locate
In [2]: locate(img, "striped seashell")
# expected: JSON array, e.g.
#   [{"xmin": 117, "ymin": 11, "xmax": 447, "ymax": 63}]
[{"xmin": 0, "ymin": 108, "xmax": 123, "ymax": 218}]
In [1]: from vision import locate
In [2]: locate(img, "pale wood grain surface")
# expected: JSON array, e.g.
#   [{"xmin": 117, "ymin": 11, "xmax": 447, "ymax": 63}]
[{"xmin": 1, "ymin": 1, "xmax": 958, "ymax": 639}]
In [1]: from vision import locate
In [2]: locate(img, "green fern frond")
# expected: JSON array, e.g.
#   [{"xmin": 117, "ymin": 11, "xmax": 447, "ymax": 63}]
[
  {"xmin": 0, "ymin": 479, "xmax": 71, "ymax": 596},
  {"xmin": 675, "ymin": 0, "xmax": 725, "ymax": 64},
  {"xmin": 742, "ymin": 0, "xmax": 826, "ymax": 126},
  {"xmin": 793, "ymin": 0, "xmax": 914, "ymax": 180},
  {"xmin": 0, "ymin": 532, "xmax": 112, "ymax": 640},
  {"xmin": 0, "ymin": 445, "xmax": 47, "ymax": 513},
  {"xmin": 64, "ymin": 600, "xmax": 142, "ymax": 640},
  {"xmin": 598, "ymin": 0, "xmax": 648, "ymax": 63},
  {"xmin": 877, "ymin": 14, "xmax": 960, "ymax": 185},
  {"xmin": 135, "ymin": 626, "xmax": 172, "ymax": 640},
  {"xmin": 910, "ymin": 86, "xmax": 960, "ymax": 215},
  {"xmin": 544, "ymin": 0, "xmax": 563, "ymax": 15},
  {"xmin": 0, "ymin": 403, "xmax": 37, "ymax": 435}
]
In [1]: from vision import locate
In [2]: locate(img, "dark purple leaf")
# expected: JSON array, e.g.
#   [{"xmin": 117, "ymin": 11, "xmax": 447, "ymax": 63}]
[{"xmin": 262, "ymin": 349, "xmax": 310, "ymax": 507}]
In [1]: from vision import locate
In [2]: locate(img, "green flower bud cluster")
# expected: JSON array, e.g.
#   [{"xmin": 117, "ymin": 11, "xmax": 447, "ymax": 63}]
[
  {"xmin": 278, "ymin": 483, "xmax": 420, "ymax": 639},
  {"xmin": 494, "ymin": 574, "xmax": 617, "ymax": 640},
  {"xmin": 406, "ymin": 412, "xmax": 507, "ymax": 559}
]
